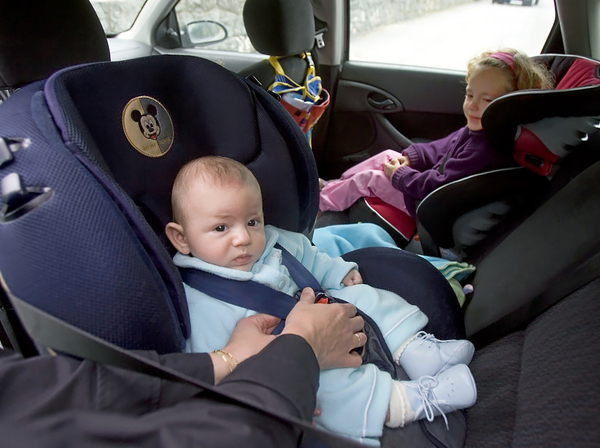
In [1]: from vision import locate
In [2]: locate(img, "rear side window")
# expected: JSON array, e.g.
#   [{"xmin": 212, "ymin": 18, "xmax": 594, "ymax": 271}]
[
  {"xmin": 349, "ymin": 0, "xmax": 556, "ymax": 71},
  {"xmin": 174, "ymin": 0, "xmax": 257, "ymax": 52},
  {"xmin": 91, "ymin": 0, "xmax": 147, "ymax": 35}
]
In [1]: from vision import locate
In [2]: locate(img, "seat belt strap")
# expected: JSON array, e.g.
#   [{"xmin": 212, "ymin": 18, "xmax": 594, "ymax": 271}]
[{"xmin": 277, "ymin": 243, "xmax": 324, "ymax": 293}]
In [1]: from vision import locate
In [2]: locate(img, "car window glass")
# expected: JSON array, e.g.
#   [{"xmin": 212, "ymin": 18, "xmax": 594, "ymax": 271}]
[
  {"xmin": 90, "ymin": 0, "xmax": 147, "ymax": 35},
  {"xmin": 349, "ymin": 0, "xmax": 556, "ymax": 71},
  {"xmin": 174, "ymin": 0, "xmax": 258, "ymax": 52}
]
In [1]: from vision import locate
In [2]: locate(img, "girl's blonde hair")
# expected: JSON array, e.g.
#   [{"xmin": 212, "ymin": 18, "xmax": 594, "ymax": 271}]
[
  {"xmin": 171, "ymin": 156, "xmax": 261, "ymax": 224},
  {"xmin": 467, "ymin": 48, "xmax": 555, "ymax": 93}
]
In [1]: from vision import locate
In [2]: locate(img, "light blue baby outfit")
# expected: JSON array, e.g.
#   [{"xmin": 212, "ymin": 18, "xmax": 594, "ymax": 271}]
[{"xmin": 175, "ymin": 225, "xmax": 428, "ymax": 445}]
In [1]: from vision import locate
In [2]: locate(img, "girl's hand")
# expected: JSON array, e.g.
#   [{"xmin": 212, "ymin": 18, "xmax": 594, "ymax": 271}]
[
  {"xmin": 342, "ymin": 270, "xmax": 363, "ymax": 286},
  {"xmin": 383, "ymin": 155, "xmax": 410, "ymax": 178},
  {"xmin": 383, "ymin": 158, "xmax": 401, "ymax": 178},
  {"xmin": 397, "ymin": 154, "xmax": 410, "ymax": 167}
]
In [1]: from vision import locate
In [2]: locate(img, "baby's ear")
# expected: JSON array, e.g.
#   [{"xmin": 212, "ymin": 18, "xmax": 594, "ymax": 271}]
[{"xmin": 165, "ymin": 222, "xmax": 190, "ymax": 254}]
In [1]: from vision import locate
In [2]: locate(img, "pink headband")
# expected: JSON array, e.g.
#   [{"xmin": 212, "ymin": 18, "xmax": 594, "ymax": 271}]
[{"xmin": 489, "ymin": 52, "xmax": 516, "ymax": 75}]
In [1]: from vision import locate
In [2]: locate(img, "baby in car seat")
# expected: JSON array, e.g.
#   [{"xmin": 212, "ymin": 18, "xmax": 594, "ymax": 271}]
[{"xmin": 165, "ymin": 155, "xmax": 477, "ymax": 446}]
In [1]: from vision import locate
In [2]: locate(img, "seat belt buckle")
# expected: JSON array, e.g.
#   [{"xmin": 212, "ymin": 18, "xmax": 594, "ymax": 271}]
[
  {"xmin": 314, "ymin": 291, "xmax": 330, "ymax": 304},
  {"xmin": 315, "ymin": 32, "xmax": 325, "ymax": 49}
]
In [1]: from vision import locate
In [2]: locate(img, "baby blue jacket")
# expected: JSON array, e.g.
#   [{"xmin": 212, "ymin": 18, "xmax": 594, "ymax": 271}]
[{"xmin": 175, "ymin": 225, "xmax": 428, "ymax": 445}]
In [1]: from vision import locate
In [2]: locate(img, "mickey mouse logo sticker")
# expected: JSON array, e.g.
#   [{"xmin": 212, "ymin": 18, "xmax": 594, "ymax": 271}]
[{"xmin": 122, "ymin": 96, "xmax": 174, "ymax": 157}]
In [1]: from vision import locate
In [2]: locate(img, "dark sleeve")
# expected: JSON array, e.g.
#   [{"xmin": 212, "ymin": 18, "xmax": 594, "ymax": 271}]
[
  {"xmin": 217, "ymin": 334, "xmax": 319, "ymax": 421},
  {"xmin": 0, "ymin": 335, "xmax": 319, "ymax": 448},
  {"xmin": 391, "ymin": 142, "xmax": 489, "ymax": 201},
  {"xmin": 0, "ymin": 348, "xmax": 213, "ymax": 417}
]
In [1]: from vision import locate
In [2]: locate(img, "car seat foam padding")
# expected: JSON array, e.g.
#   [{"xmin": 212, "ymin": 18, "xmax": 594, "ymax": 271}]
[{"xmin": 416, "ymin": 167, "xmax": 547, "ymax": 250}]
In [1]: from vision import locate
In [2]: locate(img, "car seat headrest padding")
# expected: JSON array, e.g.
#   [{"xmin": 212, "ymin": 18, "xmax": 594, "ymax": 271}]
[
  {"xmin": 554, "ymin": 57, "xmax": 600, "ymax": 89},
  {"xmin": 45, "ymin": 56, "xmax": 316, "ymax": 236},
  {"xmin": 514, "ymin": 115, "xmax": 600, "ymax": 175},
  {"xmin": 0, "ymin": 0, "xmax": 110, "ymax": 89},
  {"xmin": 243, "ymin": 0, "xmax": 315, "ymax": 56},
  {"xmin": 482, "ymin": 55, "xmax": 600, "ymax": 174}
]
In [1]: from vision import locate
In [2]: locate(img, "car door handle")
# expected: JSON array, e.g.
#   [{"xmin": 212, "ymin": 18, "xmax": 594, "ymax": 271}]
[{"xmin": 367, "ymin": 94, "xmax": 397, "ymax": 110}]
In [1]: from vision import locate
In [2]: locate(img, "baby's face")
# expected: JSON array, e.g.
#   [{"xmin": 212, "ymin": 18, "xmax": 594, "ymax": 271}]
[{"xmin": 180, "ymin": 180, "xmax": 265, "ymax": 271}]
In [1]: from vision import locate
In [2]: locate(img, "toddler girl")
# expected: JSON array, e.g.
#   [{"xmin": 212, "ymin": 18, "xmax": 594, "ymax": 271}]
[{"xmin": 319, "ymin": 48, "xmax": 555, "ymax": 218}]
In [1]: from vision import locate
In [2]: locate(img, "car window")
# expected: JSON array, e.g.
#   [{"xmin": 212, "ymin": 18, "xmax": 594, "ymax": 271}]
[
  {"xmin": 90, "ymin": 0, "xmax": 147, "ymax": 35},
  {"xmin": 349, "ymin": 0, "xmax": 556, "ymax": 71},
  {"xmin": 174, "ymin": 0, "xmax": 258, "ymax": 52}
]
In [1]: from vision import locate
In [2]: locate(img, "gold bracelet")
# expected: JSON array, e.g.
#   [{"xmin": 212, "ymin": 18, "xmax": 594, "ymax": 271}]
[
  {"xmin": 217, "ymin": 349, "xmax": 239, "ymax": 367},
  {"xmin": 212, "ymin": 350, "xmax": 233, "ymax": 373}
]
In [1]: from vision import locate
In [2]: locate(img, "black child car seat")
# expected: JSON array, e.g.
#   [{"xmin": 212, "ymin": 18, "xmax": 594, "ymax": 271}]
[
  {"xmin": 348, "ymin": 54, "xmax": 600, "ymax": 258},
  {"xmin": 416, "ymin": 54, "xmax": 600, "ymax": 259}
]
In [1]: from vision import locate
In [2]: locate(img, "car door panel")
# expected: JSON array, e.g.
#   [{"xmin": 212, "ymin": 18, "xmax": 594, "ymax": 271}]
[{"xmin": 322, "ymin": 61, "xmax": 467, "ymax": 178}]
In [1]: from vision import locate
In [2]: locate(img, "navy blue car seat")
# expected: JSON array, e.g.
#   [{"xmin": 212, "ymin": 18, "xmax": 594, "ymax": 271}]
[
  {"xmin": 0, "ymin": 54, "xmax": 462, "ymax": 357},
  {"xmin": 0, "ymin": 54, "xmax": 322, "ymax": 354}
]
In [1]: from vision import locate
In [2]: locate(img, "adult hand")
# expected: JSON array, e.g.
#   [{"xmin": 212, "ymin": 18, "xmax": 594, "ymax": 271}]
[
  {"xmin": 212, "ymin": 313, "xmax": 281, "ymax": 382},
  {"xmin": 281, "ymin": 287, "xmax": 365, "ymax": 370},
  {"xmin": 342, "ymin": 269, "xmax": 363, "ymax": 286}
]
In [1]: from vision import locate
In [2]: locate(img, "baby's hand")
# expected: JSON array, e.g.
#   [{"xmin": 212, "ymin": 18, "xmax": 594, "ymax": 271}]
[{"xmin": 343, "ymin": 270, "xmax": 363, "ymax": 286}]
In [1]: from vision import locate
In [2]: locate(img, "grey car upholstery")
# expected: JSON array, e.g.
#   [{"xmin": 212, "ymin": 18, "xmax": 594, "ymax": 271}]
[{"xmin": 466, "ymin": 278, "xmax": 600, "ymax": 446}]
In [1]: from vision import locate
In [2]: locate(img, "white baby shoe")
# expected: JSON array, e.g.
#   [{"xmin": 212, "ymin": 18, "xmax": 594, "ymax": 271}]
[
  {"xmin": 406, "ymin": 364, "xmax": 477, "ymax": 427},
  {"xmin": 396, "ymin": 331, "xmax": 475, "ymax": 380}
]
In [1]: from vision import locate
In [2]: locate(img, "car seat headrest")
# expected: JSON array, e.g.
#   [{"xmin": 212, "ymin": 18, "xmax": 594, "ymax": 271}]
[
  {"xmin": 482, "ymin": 55, "xmax": 600, "ymax": 176},
  {"xmin": 0, "ymin": 0, "xmax": 110, "ymax": 90},
  {"xmin": 243, "ymin": 0, "xmax": 315, "ymax": 56},
  {"xmin": 45, "ymin": 55, "xmax": 318, "ymax": 242}
]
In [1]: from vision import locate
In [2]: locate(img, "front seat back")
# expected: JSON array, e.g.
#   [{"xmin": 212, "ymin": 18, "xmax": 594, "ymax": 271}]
[
  {"xmin": 239, "ymin": 0, "xmax": 329, "ymax": 143},
  {"xmin": 239, "ymin": 0, "xmax": 316, "ymax": 89},
  {"xmin": 0, "ymin": 0, "xmax": 109, "ymax": 98}
]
